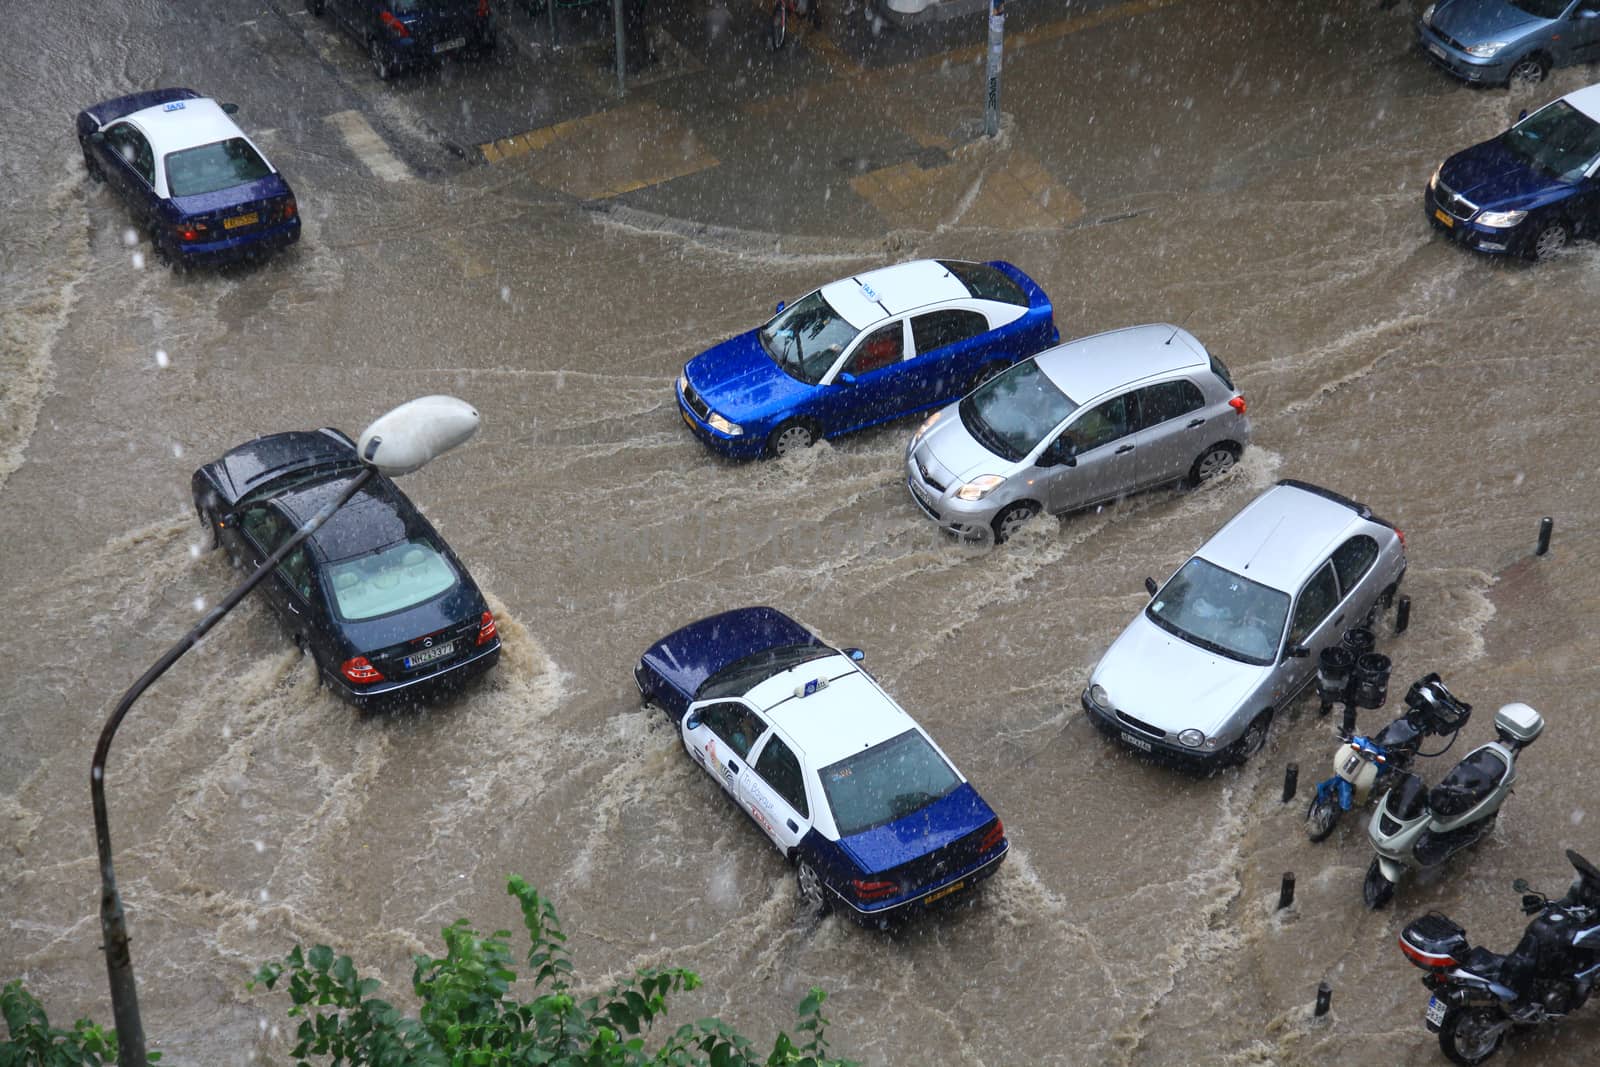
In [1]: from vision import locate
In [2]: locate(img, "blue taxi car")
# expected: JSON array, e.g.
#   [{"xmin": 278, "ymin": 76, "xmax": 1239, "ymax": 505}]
[
  {"xmin": 76, "ymin": 88, "xmax": 300, "ymax": 269},
  {"xmin": 636, "ymin": 607, "xmax": 1009, "ymax": 925},
  {"xmin": 677, "ymin": 259, "xmax": 1057, "ymax": 459},
  {"xmin": 1425, "ymin": 83, "xmax": 1600, "ymax": 259}
]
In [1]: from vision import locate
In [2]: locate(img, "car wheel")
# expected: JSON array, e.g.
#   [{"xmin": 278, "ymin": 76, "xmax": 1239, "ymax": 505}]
[
  {"xmin": 369, "ymin": 37, "xmax": 396, "ymax": 80},
  {"xmin": 1438, "ymin": 1006, "xmax": 1508, "ymax": 1066},
  {"xmin": 967, "ymin": 361, "xmax": 1009, "ymax": 394},
  {"xmin": 990, "ymin": 501, "xmax": 1038, "ymax": 544},
  {"xmin": 81, "ymin": 143, "xmax": 104, "ymax": 184},
  {"xmin": 1187, "ymin": 443, "xmax": 1239, "ymax": 487},
  {"xmin": 766, "ymin": 420, "xmax": 815, "ymax": 457},
  {"xmin": 795, "ymin": 858, "xmax": 831, "ymax": 916},
  {"xmin": 305, "ymin": 0, "xmax": 324, "ymax": 14},
  {"xmin": 1363, "ymin": 856, "xmax": 1396, "ymax": 910},
  {"xmin": 1228, "ymin": 710, "xmax": 1272, "ymax": 764},
  {"xmin": 1531, "ymin": 219, "xmax": 1567, "ymax": 261},
  {"xmin": 1305, "ymin": 794, "xmax": 1342, "ymax": 843},
  {"xmin": 1506, "ymin": 54, "xmax": 1548, "ymax": 90}
]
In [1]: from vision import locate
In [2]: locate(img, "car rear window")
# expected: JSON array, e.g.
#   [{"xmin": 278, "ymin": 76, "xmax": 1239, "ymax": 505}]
[
  {"xmin": 819, "ymin": 729, "xmax": 961, "ymax": 838},
  {"xmin": 937, "ymin": 260, "xmax": 1027, "ymax": 306},
  {"xmin": 1209, "ymin": 353, "xmax": 1235, "ymax": 391},
  {"xmin": 165, "ymin": 138, "xmax": 271, "ymax": 197},
  {"xmin": 326, "ymin": 539, "xmax": 458, "ymax": 621}
]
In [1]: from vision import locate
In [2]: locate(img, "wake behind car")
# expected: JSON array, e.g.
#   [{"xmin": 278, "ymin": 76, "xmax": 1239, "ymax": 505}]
[
  {"xmin": 1425, "ymin": 83, "xmax": 1600, "ymax": 259},
  {"xmin": 1417, "ymin": 0, "xmax": 1600, "ymax": 89},
  {"xmin": 76, "ymin": 89, "xmax": 300, "ymax": 269},
  {"xmin": 191, "ymin": 427, "xmax": 500, "ymax": 708},
  {"xmin": 308, "ymin": 0, "xmax": 497, "ymax": 80},
  {"xmin": 677, "ymin": 259, "xmax": 1057, "ymax": 459},
  {"xmin": 905, "ymin": 323, "xmax": 1248, "ymax": 543},
  {"xmin": 635, "ymin": 607, "xmax": 1008, "ymax": 924},
  {"xmin": 1083, "ymin": 480, "xmax": 1406, "ymax": 769}
]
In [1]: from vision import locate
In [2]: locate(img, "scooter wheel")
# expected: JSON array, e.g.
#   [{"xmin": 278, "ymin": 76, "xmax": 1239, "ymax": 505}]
[
  {"xmin": 1437, "ymin": 1005, "xmax": 1507, "ymax": 1065},
  {"xmin": 1363, "ymin": 856, "xmax": 1396, "ymax": 910},
  {"xmin": 1305, "ymin": 794, "xmax": 1342, "ymax": 843}
]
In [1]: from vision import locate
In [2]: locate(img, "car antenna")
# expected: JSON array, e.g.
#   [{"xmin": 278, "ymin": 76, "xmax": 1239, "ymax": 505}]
[{"xmin": 1165, "ymin": 310, "xmax": 1196, "ymax": 345}]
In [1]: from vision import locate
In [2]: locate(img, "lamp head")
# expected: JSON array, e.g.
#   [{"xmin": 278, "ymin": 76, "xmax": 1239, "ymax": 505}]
[{"xmin": 358, "ymin": 396, "xmax": 480, "ymax": 476}]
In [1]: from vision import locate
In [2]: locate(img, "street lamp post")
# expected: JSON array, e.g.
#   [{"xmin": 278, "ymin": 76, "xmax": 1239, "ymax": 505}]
[{"xmin": 91, "ymin": 396, "xmax": 481, "ymax": 1067}]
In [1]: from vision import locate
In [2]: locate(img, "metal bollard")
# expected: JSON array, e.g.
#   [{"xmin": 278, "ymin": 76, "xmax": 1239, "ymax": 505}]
[
  {"xmin": 1282, "ymin": 762, "xmax": 1298, "ymax": 803},
  {"xmin": 1395, "ymin": 595, "xmax": 1411, "ymax": 635},
  {"xmin": 1537, "ymin": 516, "xmax": 1553, "ymax": 556},
  {"xmin": 1315, "ymin": 981, "xmax": 1332, "ymax": 1017},
  {"xmin": 1341, "ymin": 703, "xmax": 1357, "ymax": 737},
  {"xmin": 1278, "ymin": 872, "xmax": 1296, "ymax": 910}
]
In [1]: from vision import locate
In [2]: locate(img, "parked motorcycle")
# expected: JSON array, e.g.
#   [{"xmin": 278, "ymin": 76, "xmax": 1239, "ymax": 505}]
[
  {"xmin": 1398, "ymin": 849, "xmax": 1600, "ymax": 1064},
  {"xmin": 1363, "ymin": 700, "xmax": 1545, "ymax": 909},
  {"xmin": 1305, "ymin": 673, "xmax": 1471, "ymax": 842}
]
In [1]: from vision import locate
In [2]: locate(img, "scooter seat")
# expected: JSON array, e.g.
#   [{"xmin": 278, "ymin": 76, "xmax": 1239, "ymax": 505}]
[{"xmin": 1429, "ymin": 748, "xmax": 1507, "ymax": 817}]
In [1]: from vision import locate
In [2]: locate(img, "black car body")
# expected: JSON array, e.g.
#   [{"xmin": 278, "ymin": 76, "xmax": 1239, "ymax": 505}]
[
  {"xmin": 191, "ymin": 427, "xmax": 500, "ymax": 707},
  {"xmin": 307, "ymin": 0, "xmax": 497, "ymax": 80}
]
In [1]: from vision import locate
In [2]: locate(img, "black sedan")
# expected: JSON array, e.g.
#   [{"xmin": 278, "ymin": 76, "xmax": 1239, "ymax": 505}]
[{"xmin": 191, "ymin": 427, "xmax": 499, "ymax": 708}]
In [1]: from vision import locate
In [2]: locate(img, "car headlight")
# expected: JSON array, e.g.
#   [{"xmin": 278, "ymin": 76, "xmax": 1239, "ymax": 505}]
[
  {"xmin": 1088, "ymin": 684, "xmax": 1110, "ymax": 710},
  {"xmin": 1475, "ymin": 209, "xmax": 1527, "ymax": 228},
  {"xmin": 1428, "ymin": 163, "xmax": 1441, "ymax": 191},
  {"xmin": 1421, "ymin": 3, "xmax": 1434, "ymax": 25},
  {"xmin": 677, "ymin": 373, "xmax": 689, "ymax": 394},
  {"xmin": 1464, "ymin": 41, "xmax": 1507, "ymax": 57},
  {"xmin": 955, "ymin": 474, "xmax": 1006, "ymax": 501},
  {"xmin": 1178, "ymin": 729, "xmax": 1206, "ymax": 749},
  {"xmin": 707, "ymin": 412, "xmax": 743, "ymax": 436}
]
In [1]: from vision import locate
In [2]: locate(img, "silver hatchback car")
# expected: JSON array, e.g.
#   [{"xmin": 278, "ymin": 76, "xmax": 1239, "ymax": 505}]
[
  {"xmin": 904, "ymin": 323, "xmax": 1249, "ymax": 542},
  {"xmin": 1082, "ymin": 480, "xmax": 1407, "ymax": 769}
]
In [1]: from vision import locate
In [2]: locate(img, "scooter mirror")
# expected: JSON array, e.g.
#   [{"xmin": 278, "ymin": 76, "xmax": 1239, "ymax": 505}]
[{"xmin": 1513, "ymin": 878, "xmax": 1530, "ymax": 893}]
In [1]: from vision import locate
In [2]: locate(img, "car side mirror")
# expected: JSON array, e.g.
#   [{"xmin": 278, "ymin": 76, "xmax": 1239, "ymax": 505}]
[
  {"xmin": 89, "ymin": 130, "xmax": 106, "ymax": 144},
  {"xmin": 844, "ymin": 647, "xmax": 865, "ymax": 662},
  {"xmin": 1518, "ymin": 109, "xmax": 1528, "ymax": 121},
  {"xmin": 1287, "ymin": 644, "xmax": 1311, "ymax": 659},
  {"xmin": 1039, "ymin": 440, "xmax": 1076, "ymax": 468},
  {"xmin": 837, "ymin": 372, "xmax": 857, "ymax": 386},
  {"xmin": 684, "ymin": 711, "xmax": 701, "ymax": 731},
  {"xmin": 775, "ymin": 300, "xmax": 785, "ymax": 314},
  {"xmin": 220, "ymin": 102, "xmax": 239, "ymax": 115},
  {"xmin": 1144, "ymin": 577, "xmax": 1159, "ymax": 597}
]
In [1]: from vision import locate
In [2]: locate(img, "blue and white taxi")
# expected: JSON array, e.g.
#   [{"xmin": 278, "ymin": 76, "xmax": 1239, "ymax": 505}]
[
  {"xmin": 75, "ymin": 88, "xmax": 300, "ymax": 269},
  {"xmin": 635, "ymin": 607, "xmax": 1009, "ymax": 924}
]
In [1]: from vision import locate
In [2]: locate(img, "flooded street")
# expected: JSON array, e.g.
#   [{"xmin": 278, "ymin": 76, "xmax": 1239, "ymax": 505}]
[{"xmin": 4, "ymin": 0, "xmax": 1599, "ymax": 1063}]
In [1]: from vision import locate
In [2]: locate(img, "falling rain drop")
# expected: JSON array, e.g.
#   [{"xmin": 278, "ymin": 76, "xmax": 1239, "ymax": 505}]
[
  {"xmin": 131, "ymin": 251, "xmax": 145, "ymax": 270},
  {"xmin": 155, "ymin": 349, "xmax": 169, "ymax": 368},
  {"xmin": 258, "ymin": 888, "xmax": 270, "ymax": 903},
  {"xmin": 189, "ymin": 543, "xmax": 202, "ymax": 559},
  {"xmin": 193, "ymin": 596, "xmax": 207, "ymax": 612},
  {"xmin": 171, "ymin": 442, "xmax": 184, "ymax": 458},
  {"xmin": 122, "ymin": 228, "xmax": 139, "ymax": 247},
  {"xmin": 1574, "ymin": 809, "xmax": 1586, "ymax": 825},
  {"xmin": 500, "ymin": 285, "xmax": 511, "ymax": 302},
  {"xmin": 254, "ymin": 839, "xmax": 266, "ymax": 853}
]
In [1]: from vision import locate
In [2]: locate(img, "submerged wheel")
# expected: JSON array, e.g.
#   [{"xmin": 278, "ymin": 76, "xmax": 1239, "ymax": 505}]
[
  {"xmin": 1228, "ymin": 710, "xmax": 1272, "ymax": 764},
  {"xmin": 1438, "ymin": 1005, "xmax": 1508, "ymax": 1066},
  {"xmin": 1506, "ymin": 55, "xmax": 1548, "ymax": 91},
  {"xmin": 766, "ymin": 420, "xmax": 814, "ymax": 457},
  {"xmin": 796, "ymin": 859, "xmax": 831, "ymax": 916},
  {"xmin": 991, "ymin": 501, "xmax": 1038, "ymax": 544},
  {"xmin": 1187, "ymin": 443, "xmax": 1239, "ymax": 486},
  {"xmin": 369, "ymin": 37, "xmax": 396, "ymax": 79},
  {"xmin": 81, "ymin": 143, "xmax": 104, "ymax": 183},
  {"xmin": 1305, "ymin": 794, "xmax": 1342, "ymax": 843},
  {"xmin": 769, "ymin": 2, "xmax": 786, "ymax": 50},
  {"xmin": 1531, "ymin": 220, "xmax": 1567, "ymax": 261},
  {"xmin": 1363, "ymin": 856, "xmax": 1396, "ymax": 910}
]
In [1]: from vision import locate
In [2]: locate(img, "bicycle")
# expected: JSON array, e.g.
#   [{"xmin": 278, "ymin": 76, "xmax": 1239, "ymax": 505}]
[{"xmin": 769, "ymin": 0, "xmax": 821, "ymax": 51}]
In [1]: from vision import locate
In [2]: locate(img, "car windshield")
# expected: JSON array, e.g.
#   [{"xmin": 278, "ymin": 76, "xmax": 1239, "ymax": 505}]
[
  {"xmin": 1146, "ymin": 557, "xmax": 1290, "ymax": 666},
  {"xmin": 958, "ymin": 359, "xmax": 1077, "ymax": 463},
  {"xmin": 819, "ymin": 729, "xmax": 961, "ymax": 838},
  {"xmin": 165, "ymin": 137, "xmax": 272, "ymax": 197},
  {"xmin": 758, "ymin": 290, "xmax": 861, "ymax": 385},
  {"xmin": 696, "ymin": 642, "xmax": 834, "ymax": 700},
  {"xmin": 1509, "ymin": 0, "xmax": 1569, "ymax": 18},
  {"xmin": 325, "ymin": 539, "xmax": 458, "ymax": 621},
  {"xmin": 1502, "ymin": 101, "xmax": 1600, "ymax": 181}
]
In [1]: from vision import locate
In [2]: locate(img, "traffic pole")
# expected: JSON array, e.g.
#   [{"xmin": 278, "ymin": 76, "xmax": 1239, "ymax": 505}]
[{"xmin": 984, "ymin": 0, "xmax": 1004, "ymax": 137}]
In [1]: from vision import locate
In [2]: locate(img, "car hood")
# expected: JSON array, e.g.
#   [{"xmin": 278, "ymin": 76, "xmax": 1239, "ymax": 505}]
[
  {"xmin": 638, "ymin": 607, "xmax": 821, "ymax": 704},
  {"xmin": 685, "ymin": 331, "xmax": 813, "ymax": 420},
  {"xmin": 1432, "ymin": 0, "xmax": 1546, "ymax": 43},
  {"xmin": 1441, "ymin": 136, "xmax": 1569, "ymax": 209},
  {"xmin": 171, "ymin": 172, "xmax": 291, "ymax": 215},
  {"xmin": 1092, "ymin": 614, "xmax": 1268, "ymax": 737},
  {"xmin": 836, "ymin": 783, "xmax": 995, "ymax": 874},
  {"xmin": 914, "ymin": 406, "xmax": 1017, "ymax": 484}
]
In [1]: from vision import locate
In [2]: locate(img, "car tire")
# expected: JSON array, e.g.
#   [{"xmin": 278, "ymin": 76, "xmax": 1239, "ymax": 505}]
[
  {"xmin": 795, "ymin": 858, "xmax": 832, "ymax": 916},
  {"xmin": 991, "ymin": 500, "xmax": 1038, "ymax": 544},
  {"xmin": 766, "ymin": 420, "xmax": 815, "ymax": 457},
  {"xmin": 1437, "ymin": 1006, "xmax": 1507, "ymax": 1066},
  {"xmin": 81, "ymin": 143, "xmax": 105, "ymax": 184},
  {"xmin": 369, "ymin": 37, "xmax": 396, "ymax": 80},
  {"xmin": 1186, "ymin": 443, "xmax": 1240, "ymax": 487},
  {"xmin": 1305, "ymin": 794, "xmax": 1342, "ymax": 843},
  {"xmin": 151, "ymin": 229, "xmax": 187, "ymax": 274},
  {"xmin": 1506, "ymin": 54, "xmax": 1548, "ymax": 90},
  {"xmin": 1531, "ymin": 219, "xmax": 1567, "ymax": 261},
  {"xmin": 306, "ymin": 0, "xmax": 324, "ymax": 14},
  {"xmin": 1227, "ymin": 710, "xmax": 1272, "ymax": 764},
  {"xmin": 1363, "ymin": 856, "xmax": 1396, "ymax": 910}
]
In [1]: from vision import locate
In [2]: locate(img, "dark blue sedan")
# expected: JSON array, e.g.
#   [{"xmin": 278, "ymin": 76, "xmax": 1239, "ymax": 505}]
[
  {"xmin": 76, "ymin": 88, "xmax": 300, "ymax": 270},
  {"xmin": 677, "ymin": 259, "xmax": 1057, "ymax": 458},
  {"xmin": 1426, "ymin": 83, "xmax": 1600, "ymax": 259}
]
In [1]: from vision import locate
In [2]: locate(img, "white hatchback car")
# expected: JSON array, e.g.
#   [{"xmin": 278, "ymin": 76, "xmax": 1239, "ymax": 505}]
[{"xmin": 1082, "ymin": 480, "xmax": 1407, "ymax": 768}]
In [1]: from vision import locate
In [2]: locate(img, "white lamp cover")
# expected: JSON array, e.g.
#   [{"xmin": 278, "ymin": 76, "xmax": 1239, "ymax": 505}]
[{"xmin": 357, "ymin": 396, "xmax": 480, "ymax": 475}]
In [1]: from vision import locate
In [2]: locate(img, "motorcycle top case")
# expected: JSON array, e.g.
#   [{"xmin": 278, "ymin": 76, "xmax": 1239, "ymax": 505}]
[
  {"xmin": 1400, "ymin": 911, "xmax": 1469, "ymax": 970},
  {"xmin": 1493, "ymin": 702, "xmax": 1544, "ymax": 745}
]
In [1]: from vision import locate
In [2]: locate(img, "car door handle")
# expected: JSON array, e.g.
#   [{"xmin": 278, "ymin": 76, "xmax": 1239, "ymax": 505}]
[
  {"xmin": 1115, "ymin": 444, "xmax": 1135, "ymax": 454},
  {"xmin": 286, "ymin": 602, "xmax": 301, "ymax": 615},
  {"xmin": 787, "ymin": 819, "xmax": 799, "ymax": 832},
  {"xmin": 727, "ymin": 759, "xmax": 740, "ymax": 774},
  {"xmin": 1187, "ymin": 418, "xmax": 1206, "ymax": 428}
]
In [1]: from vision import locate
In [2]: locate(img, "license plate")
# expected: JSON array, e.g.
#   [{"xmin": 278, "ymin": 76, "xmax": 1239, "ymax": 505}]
[
  {"xmin": 404, "ymin": 641, "xmax": 455, "ymax": 669},
  {"xmin": 1120, "ymin": 731, "xmax": 1153, "ymax": 753},
  {"xmin": 681, "ymin": 408, "xmax": 695, "ymax": 429},
  {"xmin": 925, "ymin": 880, "xmax": 966, "ymax": 904},
  {"xmin": 1429, "ymin": 44, "xmax": 1447, "ymax": 62},
  {"xmin": 434, "ymin": 36, "xmax": 466, "ymax": 53},
  {"xmin": 223, "ymin": 211, "xmax": 259, "ymax": 230},
  {"xmin": 1434, "ymin": 208, "xmax": 1454, "ymax": 229},
  {"xmin": 1425, "ymin": 996, "xmax": 1447, "ymax": 1028}
]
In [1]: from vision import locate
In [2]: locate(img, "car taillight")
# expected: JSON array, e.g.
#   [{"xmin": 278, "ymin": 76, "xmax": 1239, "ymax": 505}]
[
  {"xmin": 979, "ymin": 818, "xmax": 1005, "ymax": 853},
  {"xmin": 280, "ymin": 196, "xmax": 297, "ymax": 220},
  {"xmin": 850, "ymin": 878, "xmax": 898, "ymax": 901},
  {"xmin": 342, "ymin": 656, "xmax": 385, "ymax": 684},
  {"xmin": 380, "ymin": 10, "xmax": 410, "ymax": 36},
  {"xmin": 1228, "ymin": 396, "xmax": 1247, "ymax": 415},
  {"xmin": 1395, "ymin": 527, "xmax": 1406, "ymax": 548},
  {"xmin": 477, "ymin": 0, "xmax": 489, "ymax": 15},
  {"xmin": 476, "ymin": 610, "xmax": 497, "ymax": 646},
  {"xmin": 176, "ymin": 220, "xmax": 210, "ymax": 243}
]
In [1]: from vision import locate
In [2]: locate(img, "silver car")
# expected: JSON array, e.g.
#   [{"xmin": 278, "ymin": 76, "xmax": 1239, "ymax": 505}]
[
  {"xmin": 1082, "ymin": 480, "xmax": 1408, "ymax": 768},
  {"xmin": 904, "ymin": 323, "xmax": 1249, "ymax": 543}
]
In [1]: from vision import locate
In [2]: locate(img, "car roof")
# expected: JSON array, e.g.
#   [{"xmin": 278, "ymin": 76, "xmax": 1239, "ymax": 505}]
[
  {"xmin": 1195, "ymin": 481, "xmax": 1377, "ymax": 591},
  {"xmin": 819, "ymin": 260, "xmax": 973, "ymax": 329},
  {"xmin": 1034, "ymin": 323, "xmax": 1211, "ymax": 403},
  {"xmin": 274, "ymin": 475, "xmax": 414, "ymax": 563},
  {"xmin": 122, "ymin": 96, "xmax": 251, "ymax": 161},
  {"xmin": 743, "ymin": 656, "xmax": 916, "ymax": 767},
  {"xmin": 1562, "ymin": 83, "xmax": 1600, "ymax": 123}
]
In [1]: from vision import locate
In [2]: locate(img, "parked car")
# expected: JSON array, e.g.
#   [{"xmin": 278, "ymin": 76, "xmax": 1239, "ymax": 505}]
[
  {"xmin": 1425, "ymin": 83, "xmax": 1600, "ymax": 259},
  {"xmin": 191, "ymin": 427, "xmax": 500, "ymax": 708},
  {"xmin": 307, "ymin": 0, "xmax": 497, "ymax": 80},
  {"xmin": 677, "ymin": 259, "xmax": 1057, "ymax": 459},
  {"xmin": 635, "ymin": 607, "xmax": 1009, "ymax": 925},
  {"xmin": 904, "ymin": 323, "xmax": 1248, "ymax": 543},
  {"xmin": 75, "ymin": 88, "xmax": 300, "ymax": 269},
  {"xmin": 1417, "ymin": 0, "xmax": 1600, "ymax": 88},
  {"xmin": 1082, "ymin": 480, "xmax": 1407, "ymax": 768}
]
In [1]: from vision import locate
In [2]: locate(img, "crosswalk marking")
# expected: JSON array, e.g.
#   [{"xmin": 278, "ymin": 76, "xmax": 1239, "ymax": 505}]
[{"xmin": 325, "ymin": 109, "xmax": 412, "ymax": 182}]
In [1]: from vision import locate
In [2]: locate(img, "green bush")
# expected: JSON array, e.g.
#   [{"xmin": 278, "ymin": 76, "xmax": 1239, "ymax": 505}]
[{"xmin": 0, "ymin": 980, "xmax": 128, "ymax": 1066}]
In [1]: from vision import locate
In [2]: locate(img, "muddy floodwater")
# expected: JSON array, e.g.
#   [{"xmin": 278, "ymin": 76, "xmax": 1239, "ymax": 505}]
[{"xmin": 3, "ymin": 1, "xmax": 1599, "ymax": 1064}]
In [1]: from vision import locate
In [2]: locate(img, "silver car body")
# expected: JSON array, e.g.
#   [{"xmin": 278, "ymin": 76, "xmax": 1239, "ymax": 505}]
[
  {"xmin": 904, "ymin": 323, "xmax": 1249, "ymax": 540},
  {"xmin": 1083, "ymin": 480, "xmax": 1407, "ymax": 766}
]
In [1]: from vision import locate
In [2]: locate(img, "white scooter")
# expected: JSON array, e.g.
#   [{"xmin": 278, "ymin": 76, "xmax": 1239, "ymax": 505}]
[{"xmin": 1364, "ymin": 701, "xmax": 1545, "ymax": 909}]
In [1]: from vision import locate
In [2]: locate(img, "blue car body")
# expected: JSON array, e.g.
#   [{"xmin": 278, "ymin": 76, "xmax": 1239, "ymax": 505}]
[
  {"xmin": 1417, "ymin": 0, "xmax": 1600, "ymax": 86},
  {"xmin": 678, "ymin": 259, "xmax": 1057, "ymax": 459}
]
